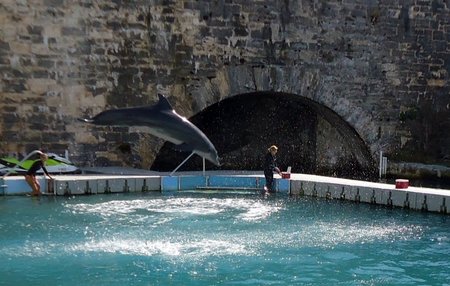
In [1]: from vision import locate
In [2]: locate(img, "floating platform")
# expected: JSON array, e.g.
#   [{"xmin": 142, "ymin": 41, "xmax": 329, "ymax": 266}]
[{"xmin": 1, "ymin": 170, "xmax": 449, "ymax": 214}]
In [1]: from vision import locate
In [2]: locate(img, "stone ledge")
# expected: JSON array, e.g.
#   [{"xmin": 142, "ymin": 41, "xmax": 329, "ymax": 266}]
[{"xmin": 389, "ymin": 162, "xmax": 450, "ymax": 180}]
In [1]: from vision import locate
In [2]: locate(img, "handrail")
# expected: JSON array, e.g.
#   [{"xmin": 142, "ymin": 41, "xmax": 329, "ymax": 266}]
[
  {"xmin": 0, "ymin": 178, "xmax": 6, "ymax": 195},
  {"xmin": 170, "ymin": 151, "xmax": 195, "ymax": 176},
  {"xmin": 2, "ymin": 150, "xmax": 42, "ymax": 178}
]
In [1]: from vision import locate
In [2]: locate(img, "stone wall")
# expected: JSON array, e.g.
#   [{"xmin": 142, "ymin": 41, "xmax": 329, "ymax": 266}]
[{"xmin": 0, "ymin": 0, "xmax": 449, "ymax": 177}]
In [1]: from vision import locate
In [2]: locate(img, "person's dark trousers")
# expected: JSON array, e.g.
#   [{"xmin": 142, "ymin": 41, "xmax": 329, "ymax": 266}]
[{"xmin": 264, "ymin": 170, "xmax": 275, "ymax": 192}]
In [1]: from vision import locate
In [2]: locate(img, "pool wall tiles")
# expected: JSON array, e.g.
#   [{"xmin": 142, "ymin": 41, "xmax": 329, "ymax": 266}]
[
  {"xmin": 325, "ymin": 184, "xmax": 345, "ymax": 200},
  {"xmin": 208, "ymin": 176, "xmax": 261, "ymax": 189},
  {"xmin": 414, "ymin": 193, "xmax": 446, "ymax": 213},
  {"xmin": 179, "ymin": 176, "xmax": 208, "ymax": 190},
  {"xmin": 337, "ymin": 186, "xmax": 358, "ymax": 201},
  {"xmin": 160, "ymin": 175, "xmax": 291, "ymax": 192},
  {"xmin": 96, "ymin": 177, "xmax": 160, "ymax": 193},
  {"xmin": 388, "ymin": 191, "xmax": 446, "ymax": 212},
  {"xmin": 290, "ymin": 180, "xmax": 311, "ymax": 196},
  {"xmin": 390, "ymin": 190, "xmax": 415, "ymax": 209},
  {"xmin": 55, "ymin": 179, "xmax": 97, "ymax": 195},
  {"xmin": 290, "ymin": 180, "xmax": 395, "ymax": 205},
  {"xmin": 162, "ymin": 176, "xmax": 265, "ymax": 192},
  {"xmin": 54, "ymin": 177, "xmax": 161, "ymax": 195},
  {"xmin": 97, "ymin": 179, "xmax": 129, "ymax": 194},
  {"xmin": 292, "ymin": 182, "xmax": 373, "ymax": 202},
  {"xmin": 354, "ymin": 187, "xmax": 373, "ymax": 204},
  {"xmin": 438, "ymin": 196, "xmax": 449, "ymax": 214},
  {"xmin": 0, "ymin": 178, "xmax": 5, "ymax": 195},
  {"xmin": 309, "ymin": 182, "xmax": 331, "ymax": 198},
  {"xmin": 2, "ymin": 178, "xmax": 35, "ymax": 195},
  {"xmin": 161, "ymin": 176, "xmax": 179, "ymax": 192},
  {"xmin": 136, "ymin": 177, "xmax": 160, "ymax": 192},
  {"xmin": 1, "ymin": 177, "xmax": 54, "ymax": 195},
  {"xmin": 275, "ymin": 179, "xmax": 290, "ymax": 194}
]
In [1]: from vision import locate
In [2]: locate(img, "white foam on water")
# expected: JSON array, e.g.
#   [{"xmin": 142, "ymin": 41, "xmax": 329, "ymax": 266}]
[
  {"xmin": 0, "ymin": 236, "xmax": 254, "ymax": 259},
  {"xmin": 65, "ymin": 197, "xmax": 282, "ymax": 222},
  {"xmin": 62, "ymin": 197, "xmax": 425, "ymax": 252},
  {"xmin": 67, "ymin": 198, "xmax": 222, "ymax": 217},
  {"xmin": 1, "ymin": 196, "xmax": 426, "ymax": 260},
  {"xmin": 0, "ymin": 219, "xmax": 425, "ymax": 260},
  {"xmin": 60, "ymin": 238, "xmax": 250, "ymax": 257}
]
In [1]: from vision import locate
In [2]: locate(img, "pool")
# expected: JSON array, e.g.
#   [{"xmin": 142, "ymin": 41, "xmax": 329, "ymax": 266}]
[{"xmin": 1, "ymin": 191, "xmax": 449, "ymax": 285}]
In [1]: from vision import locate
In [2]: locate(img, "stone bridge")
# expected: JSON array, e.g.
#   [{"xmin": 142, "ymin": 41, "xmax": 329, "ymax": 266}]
[{"xmin": 0, "ymin": 0, "xmax": 449, "ymax": 180}]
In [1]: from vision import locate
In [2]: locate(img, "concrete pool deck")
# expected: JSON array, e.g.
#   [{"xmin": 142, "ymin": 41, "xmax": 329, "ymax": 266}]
[{"xmin": 1, "ymin": 168, "xmax": 449, "ymax": 214}]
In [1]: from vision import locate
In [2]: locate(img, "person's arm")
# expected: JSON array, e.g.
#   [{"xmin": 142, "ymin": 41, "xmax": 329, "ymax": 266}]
[
  {"xmin": 274, "ymin": 166, "xmax": 281, "ymax": 174},
  {"xmin": 274, "ymin": 165, "xmax": 281, "ymax": 175},
  {"xmin": 272, "ymin": 156, "xmax": 281, "ymax": 175},
  {"xmin": 41, "ymin": 162, "xmax": 53, "ymax": 180}
]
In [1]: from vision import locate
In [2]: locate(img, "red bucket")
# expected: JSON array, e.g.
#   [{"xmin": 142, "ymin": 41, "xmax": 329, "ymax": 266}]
[
  {"xmin": 281, "ymin": 172, "xmax": 291, "ymax": 179},
  {"xmin": 395, "ymin": 179, "xmax": 409, "ymax": 189}
]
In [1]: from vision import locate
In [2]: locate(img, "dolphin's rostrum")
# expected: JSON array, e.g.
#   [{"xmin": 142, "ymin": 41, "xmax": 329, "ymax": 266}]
[{"xmin": 79, "ymin": 94, "xmax": 220, "ymax": 167}]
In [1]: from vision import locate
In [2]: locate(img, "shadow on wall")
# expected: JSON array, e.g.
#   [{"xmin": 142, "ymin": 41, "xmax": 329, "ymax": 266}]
[{"xmin": 152, "ymin": 92, "xmax": 377, "ymax": 180}]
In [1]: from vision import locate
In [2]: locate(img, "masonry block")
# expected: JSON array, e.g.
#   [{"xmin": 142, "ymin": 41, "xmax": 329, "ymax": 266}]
[{"xmin": 0, "ymin": 0, "xmax": 449, "ymax": 189}]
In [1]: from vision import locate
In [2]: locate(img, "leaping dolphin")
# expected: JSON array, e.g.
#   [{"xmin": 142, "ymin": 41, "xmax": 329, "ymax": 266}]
[{"xmin": 79, "ymin": 94, "xmax": 220, "ymax": 166}]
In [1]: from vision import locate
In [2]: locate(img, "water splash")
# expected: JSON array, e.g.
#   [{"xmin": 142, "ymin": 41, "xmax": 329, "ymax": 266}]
[
  {"xmin": 64, "ymin": 197, "xmax": 282, "ymax": 222},
  {"xmin": 1, "ymin": 197, "xmax": 425, "ymax": 260}
]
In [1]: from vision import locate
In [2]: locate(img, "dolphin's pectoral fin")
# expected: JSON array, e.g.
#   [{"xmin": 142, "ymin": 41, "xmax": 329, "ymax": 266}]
[{"xmin": 78, "ymin": 118, "xmax": 94, "ymax": 123}]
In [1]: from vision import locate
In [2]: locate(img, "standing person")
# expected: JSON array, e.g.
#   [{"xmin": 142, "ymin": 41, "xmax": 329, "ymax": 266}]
[
  {"xmin": 25, "ymin": 151, "xmax": 54, "ymax": 196},
  {"xmin": 264, "ymin": 145, "xmax": 281, "ymax": 193}
]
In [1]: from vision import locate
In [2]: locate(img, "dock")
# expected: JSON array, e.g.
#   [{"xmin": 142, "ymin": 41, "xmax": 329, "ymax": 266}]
[{"xmin": 1, "ymin": 170, "xmax": 449, "ymax": 214}]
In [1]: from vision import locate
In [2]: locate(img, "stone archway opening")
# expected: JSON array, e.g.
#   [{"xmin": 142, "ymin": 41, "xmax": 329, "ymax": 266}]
[{"xmin": 151, "ymin": 92, "xmax": 377, "ymax": 180}]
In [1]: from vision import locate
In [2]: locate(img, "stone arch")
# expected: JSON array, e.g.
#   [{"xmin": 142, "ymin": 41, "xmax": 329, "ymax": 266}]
[
  {"xmin": 185, "ymin": 64, "xmax": 382, "ymax": 154},
  {"xmin": 152, "ymin": 91, "xmax": 377, "ymax": 180}
]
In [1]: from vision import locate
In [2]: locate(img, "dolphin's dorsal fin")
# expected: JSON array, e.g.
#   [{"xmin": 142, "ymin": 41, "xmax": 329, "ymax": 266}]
[{"xmin": 156, "ymin": 94, "xmax": 173, "ymax": 111}]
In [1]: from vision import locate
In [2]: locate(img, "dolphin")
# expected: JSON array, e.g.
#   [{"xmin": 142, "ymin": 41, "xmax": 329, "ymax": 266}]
[{"xmin": 79, "ymin": 94, "xmax": 220, "ymax": 166}]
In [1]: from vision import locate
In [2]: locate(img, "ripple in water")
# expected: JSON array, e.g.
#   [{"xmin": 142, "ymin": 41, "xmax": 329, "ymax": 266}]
[
  {"xmin": 1, "ymin": 196, "xmax": 425, "ymax": 260},
  {"xmin": 2, "ymin": 194, "xmax": 449, "ymax": 285}
]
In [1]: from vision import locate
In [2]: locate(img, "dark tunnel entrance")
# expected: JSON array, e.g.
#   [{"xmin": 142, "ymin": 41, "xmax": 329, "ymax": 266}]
[{"xmin": 151, "ymin": 92, "xmax": 377, "ymax": 180}]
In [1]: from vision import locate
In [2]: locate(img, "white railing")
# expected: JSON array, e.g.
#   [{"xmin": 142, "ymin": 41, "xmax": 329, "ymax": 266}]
[
  {"xmin": 2, "ymin": 150, "xmax": 43, "ymax": 178},
  {"xmin": 379, "ymin": 151, "xmax": 388, "ymax": 179}
]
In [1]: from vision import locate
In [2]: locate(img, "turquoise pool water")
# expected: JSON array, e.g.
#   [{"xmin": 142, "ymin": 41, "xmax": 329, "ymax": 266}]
[{"xmin": 1, "ymin": 191, "xmax": 449, "ymax": 285}]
